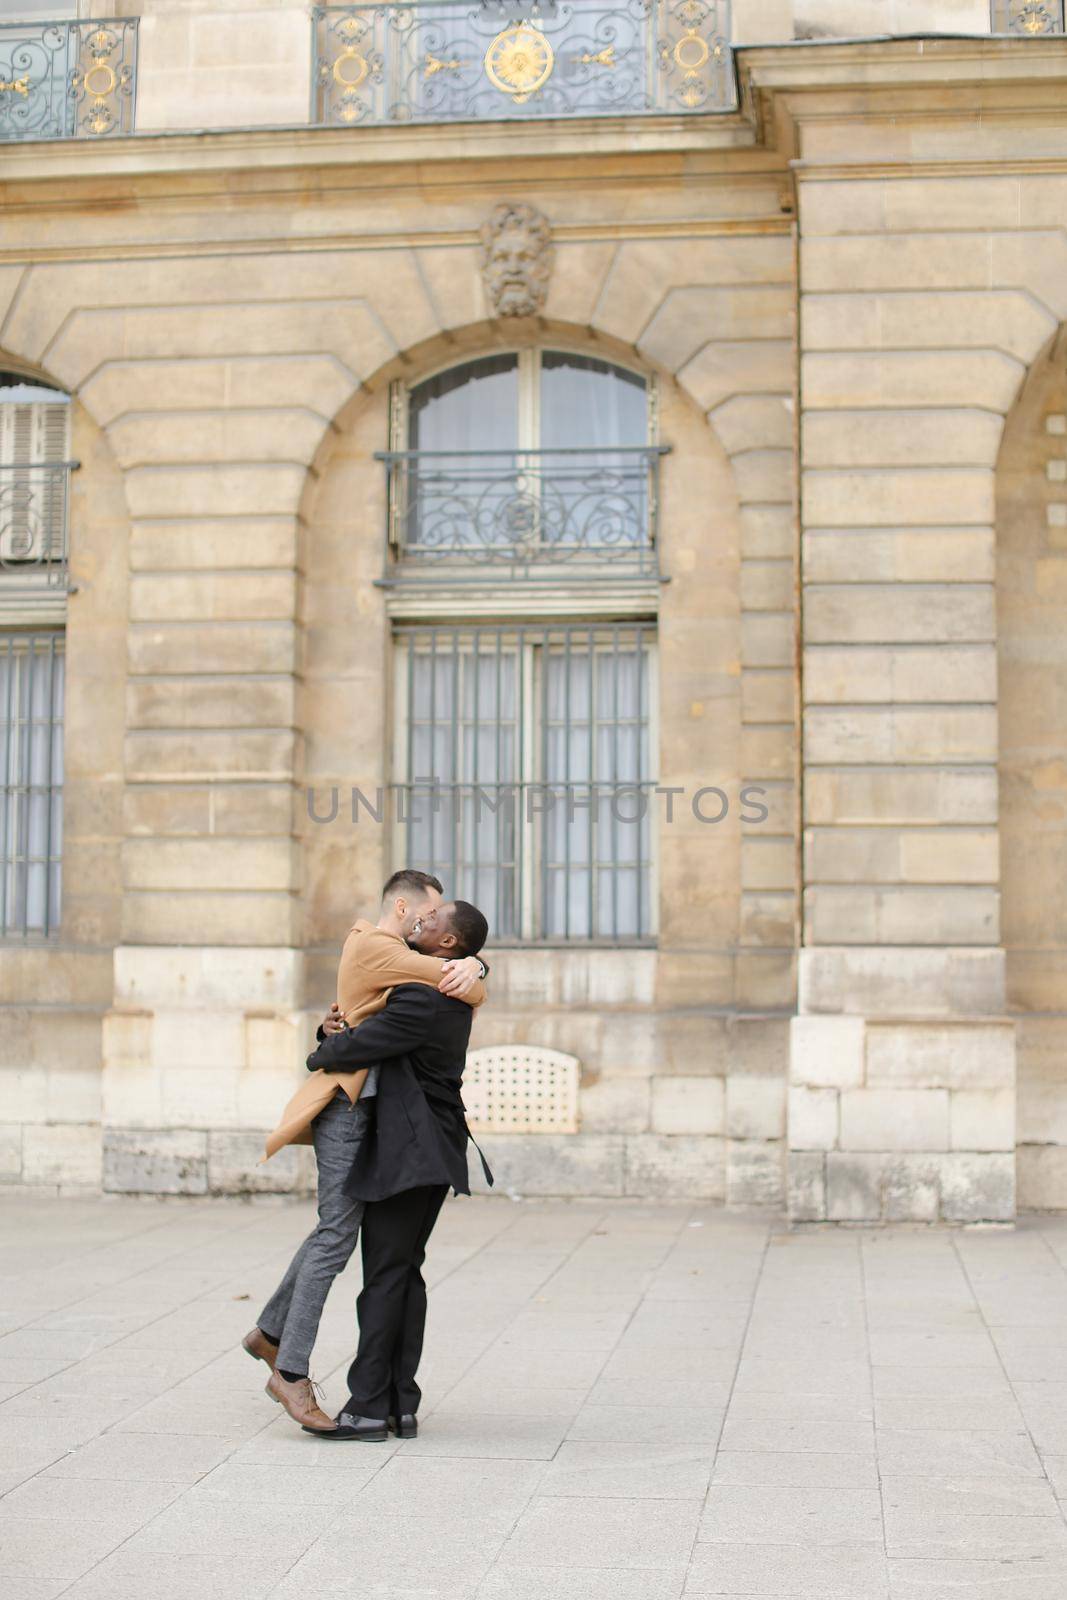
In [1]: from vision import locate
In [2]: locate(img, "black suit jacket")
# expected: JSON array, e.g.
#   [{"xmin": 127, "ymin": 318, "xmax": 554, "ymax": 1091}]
[{"xmin": 305, "ymin": 983, "xmax": 491, "ymax": 1202}]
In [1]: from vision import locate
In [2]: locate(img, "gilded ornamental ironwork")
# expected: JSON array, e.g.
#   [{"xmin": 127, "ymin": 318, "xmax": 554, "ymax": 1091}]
[
  {"xmin": 312, "ymin": 0, "xmax": 735, "ymax": 125},
  {"xmin": 991, "ymin": 0, "xmax": 1065, "ymax": 31},
  {"xmin": 0, "ymin": 19, "xmax": 137, "ymax": 142}
]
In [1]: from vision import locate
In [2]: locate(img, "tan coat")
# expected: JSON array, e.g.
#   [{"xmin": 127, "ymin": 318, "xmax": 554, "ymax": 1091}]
[{"xmin": 262, "ymin": 920, "xmax": 486, "ymax": 1160}]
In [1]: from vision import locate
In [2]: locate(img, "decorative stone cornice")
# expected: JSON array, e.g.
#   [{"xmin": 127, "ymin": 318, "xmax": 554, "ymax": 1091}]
[
  {"xmin": 0, "ymin": 37, "xmax": 1062, "ymax": 198},
  {"xmin": 0, "ymin": 112, "xmax": 757, "ymax": 188}
]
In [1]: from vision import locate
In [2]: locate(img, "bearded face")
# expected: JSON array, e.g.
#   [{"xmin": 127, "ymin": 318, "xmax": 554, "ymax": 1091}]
[{"xmin": 482, "ymin": 205, "xmax": 553, "ymax": 318}]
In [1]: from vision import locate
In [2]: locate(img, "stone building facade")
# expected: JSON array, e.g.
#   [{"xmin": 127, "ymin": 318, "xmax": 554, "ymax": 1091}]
[{"xmin": 1, "ymin": 0, "xmax": 1066, "ymax": 1221}]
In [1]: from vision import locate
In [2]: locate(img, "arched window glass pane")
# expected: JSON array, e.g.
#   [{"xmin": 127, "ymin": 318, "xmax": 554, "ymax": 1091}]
[
  {"xmin": 0, "ymin": 374, "xmax": 69, "ymax": 407},
  {"xmin": 539, "ymin": 352, "xmax": 646, "ymax": 451},
  {"xmin": 539, "ymin": 353, "xmax": 648, "ymax": 560},
  {"xmin": 409, "ymin": 354, "xmax": 518, "ymax": 453},
  {"xmin": 401, "ymin": 350, "xmax": 651, "ymax": 559}
]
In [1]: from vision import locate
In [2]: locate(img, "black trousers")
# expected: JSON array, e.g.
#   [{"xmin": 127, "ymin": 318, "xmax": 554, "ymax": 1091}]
[{"xmin": 344, "ymin": 1182, "xmax": 448, "ymax": 1420}]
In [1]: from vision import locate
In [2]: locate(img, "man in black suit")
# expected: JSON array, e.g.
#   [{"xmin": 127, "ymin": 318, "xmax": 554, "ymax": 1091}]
[{"xmin": 303, "ymin": 898, "xmax": 492, "ymax": 1441}]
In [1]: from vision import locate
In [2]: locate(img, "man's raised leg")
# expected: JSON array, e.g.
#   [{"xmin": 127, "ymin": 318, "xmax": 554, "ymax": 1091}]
[{"xmin": 248, "ymin": 1093, "xmax": 368, "ymax": 1430}]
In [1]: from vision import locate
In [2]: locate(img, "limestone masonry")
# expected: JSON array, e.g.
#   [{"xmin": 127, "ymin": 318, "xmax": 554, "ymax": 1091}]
[{"xmin": 1, "ymin": 1, "xmax": 1066, "ymax": 1221}]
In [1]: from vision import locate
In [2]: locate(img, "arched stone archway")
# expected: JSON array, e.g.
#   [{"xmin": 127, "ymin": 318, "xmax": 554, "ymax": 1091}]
[
  {"xmin": 0, "ymin": 351, "xmax": 128, "ymax": 1190},
  {"xmin": 290, "ymin": 313, "xmax": 794, "ymax": 1205},
  {"xmin": 996, "ymin": 326, "xmax": 1067, "ymax": 1209}
]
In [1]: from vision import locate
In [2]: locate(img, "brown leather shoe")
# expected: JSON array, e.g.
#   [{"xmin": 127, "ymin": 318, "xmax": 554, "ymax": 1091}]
[
  {"xmin": 266, "ymin": 1369, "xmax": 337, "ymax": 1432},
  {"xmin": 241, "ymin": 1327, "xmax": 279, "ymax": 1370}
]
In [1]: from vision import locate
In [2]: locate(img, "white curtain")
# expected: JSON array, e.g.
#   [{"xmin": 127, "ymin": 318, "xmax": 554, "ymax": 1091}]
[
  {"xmin": 541, "ymin": 634, "xmax": 650, "ymax": 940},
  {"xmin": 407, "ymin": 635, "xmax": 520, "ymax": 938}
]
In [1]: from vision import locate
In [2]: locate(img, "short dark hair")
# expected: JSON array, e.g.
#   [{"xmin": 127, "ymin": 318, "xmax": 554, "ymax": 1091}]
[
  {"xmin": 447, "ymin": 899, "xmax": 488, "ymax": 958},
  {"xmin": 381, "ymin": 868, "xmax": 443, "ymax": 902}
]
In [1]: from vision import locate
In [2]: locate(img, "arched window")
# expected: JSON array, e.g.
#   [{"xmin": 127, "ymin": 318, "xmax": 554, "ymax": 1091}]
[
  {"xmin": 394, "ymin": 349, "xmax": 654, "ymax": 566},
  {"xmin": 0, "ymin": 370, "xmax": 69, "ymax": 938},
  {"xmin": 391, "ymin": 350, "xmax": 658, "ymax": 945}
]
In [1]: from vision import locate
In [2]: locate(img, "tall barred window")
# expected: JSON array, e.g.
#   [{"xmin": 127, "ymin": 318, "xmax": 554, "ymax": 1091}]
[
  {"xmin": 0, "ymin": 372, "xmax": 70, "ymax": 939},
  {"xmin": 398, "ymin": 623, "xmax": 655, "ymax": 942},
  {"xmin": 0, "ymin": 632, "xmax": 64, "ymax": 937},
  {"xmin": 391, "ymin": 350, "xmax": 658, "ymax": 943}
]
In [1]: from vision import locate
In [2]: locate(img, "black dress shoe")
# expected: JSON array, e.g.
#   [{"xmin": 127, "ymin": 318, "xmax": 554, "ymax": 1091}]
[
  {"xmin": 306, "ymin": 1410, "xmax": 388, "ymax": 1442},
  {"xmin": 389, "ymin": 1412, "xmax": 418, "ymax": 1438}
]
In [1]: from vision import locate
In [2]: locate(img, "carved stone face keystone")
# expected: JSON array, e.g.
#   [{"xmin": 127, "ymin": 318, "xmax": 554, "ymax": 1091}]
[{"xmin": 481, "ymin": 202, "xmax": 553, "ymax": 318}]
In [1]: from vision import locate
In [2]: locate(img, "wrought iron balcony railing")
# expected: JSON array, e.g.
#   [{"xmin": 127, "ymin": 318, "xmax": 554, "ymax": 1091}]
[
  {"xmin": 991, "ymin": 1, "xmax": 1065, "ymax": 30},
  {"xmin": 0, "ymin": 463, "xmax": 75, "ymax": 607},
  {"xmin": 377, "ymin": 446, "xmax": 667, "ymax": 580},
  {"xmin": 314, "ymin": 0, "xmax": 735, "ymax": 126},
  {"xmin": 0, "ymin": 18, "xmax": 136, "ymax": 142}
]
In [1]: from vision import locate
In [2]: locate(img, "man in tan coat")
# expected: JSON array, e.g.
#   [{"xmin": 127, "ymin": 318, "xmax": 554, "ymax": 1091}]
[{"xmin": 243, "ymin": 869, "xmax": 487, "ymax": 1430}]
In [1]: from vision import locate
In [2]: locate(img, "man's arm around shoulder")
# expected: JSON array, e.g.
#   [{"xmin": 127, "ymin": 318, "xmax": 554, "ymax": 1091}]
[{"xmin": 361, "ymin": 930, "xmax": 488, "ymax": 1007}]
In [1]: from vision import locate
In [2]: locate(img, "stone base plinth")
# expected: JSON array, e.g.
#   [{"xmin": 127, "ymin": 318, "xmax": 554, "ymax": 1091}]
[{"xmin": 787, "ymin": 1009, "xmax": 1016, "ymax": 1224}]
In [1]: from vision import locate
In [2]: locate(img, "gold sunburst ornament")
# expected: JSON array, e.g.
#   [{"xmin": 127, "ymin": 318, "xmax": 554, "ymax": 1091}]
[{"xmin": 484, "ymin": 23, "xmax": 554, "ymax": 104}]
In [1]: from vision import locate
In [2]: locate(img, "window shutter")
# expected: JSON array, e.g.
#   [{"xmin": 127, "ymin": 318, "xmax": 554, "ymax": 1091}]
[{"xmin": 0, "ymin": 401, "xmax": 70, "ymax": 565}]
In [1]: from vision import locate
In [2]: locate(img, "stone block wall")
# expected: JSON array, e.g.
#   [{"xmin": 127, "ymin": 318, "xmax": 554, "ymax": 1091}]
[
  {"xmin": 794, "ymin": 0, "xmax": 991, "ymax": 37},
  {"xmin": 98, "ymin": 948, "xmax": 316, "ymax": 1194},
  {"xmin": 438, "ymin": 956, "xmax": 790, "ymax": 1204},
  {"xmin": 3, "ymin": 34, "xmax": 1067, "ymax": 1213},
  {"xmin": 788, "ymin": 1015, "xmax": 1016, "ymax": 1222},
  {"xmin": 93, "ymin": 993, "xmax": 791, "ymax": 1204},
  {"xmin": 134, "ymin": 2, "xmax": 312, "ymax": 133}
]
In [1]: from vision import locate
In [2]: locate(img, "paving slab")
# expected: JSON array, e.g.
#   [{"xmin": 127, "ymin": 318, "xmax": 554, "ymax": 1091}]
[
  {"xmin": 699, "ymin": 1483, "xmax": 884, "ymax": 1545},
  {"xmin": 887, "ymin": 1555, "xmax": 1067, "ymax": 1599},
  {"xmin": 538, "ymin": 1441, "xmax": 714, "ymax": 1499},
  {"xmin": 478, "ymin": 1570, "xmax": 685, "ymax": 1599},
  {"xmin": 711, "ymin": 1450, "xmax": 881, "ymax": 1488},
  {"xmin": 2, "ymin": 1200, "xmax": 1067, "ymax": 1598},
  {"xmin": 683, "ymin": 1541, "xmax": 890, "ymax": 1597},
  {"xmin": 884, "ymin": 1505, "xmax": 1067, "ymax": 1560},
  {"xmin": 498, "ymin": 1494, "xmax": 703, "ymax": 1569}
]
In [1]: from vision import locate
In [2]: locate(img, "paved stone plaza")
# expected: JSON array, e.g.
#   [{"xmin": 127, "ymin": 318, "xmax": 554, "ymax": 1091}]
[{"xmin": 3, "ymin": 1196, "xmax": 1067, "ymax": 1598}]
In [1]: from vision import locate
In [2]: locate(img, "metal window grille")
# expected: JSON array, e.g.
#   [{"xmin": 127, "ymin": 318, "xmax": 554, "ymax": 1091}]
[
  {"xmin": 0, "ymin": 18, "xmax": 137, "ymax": 142},
  {"xmin": 991, "ymin": 1, "xmax": 1065, "ymax": 31},
  {"xmin": 380, "ymin": 446, "xmax": 665, "ymax": 579},
  {"xmin": 397, "ymin": 622, "xmax": 655, "ymax": 943},
  {"xmin": 0, "ymin": 631, "xmax": 64, "ymax": 939}
]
